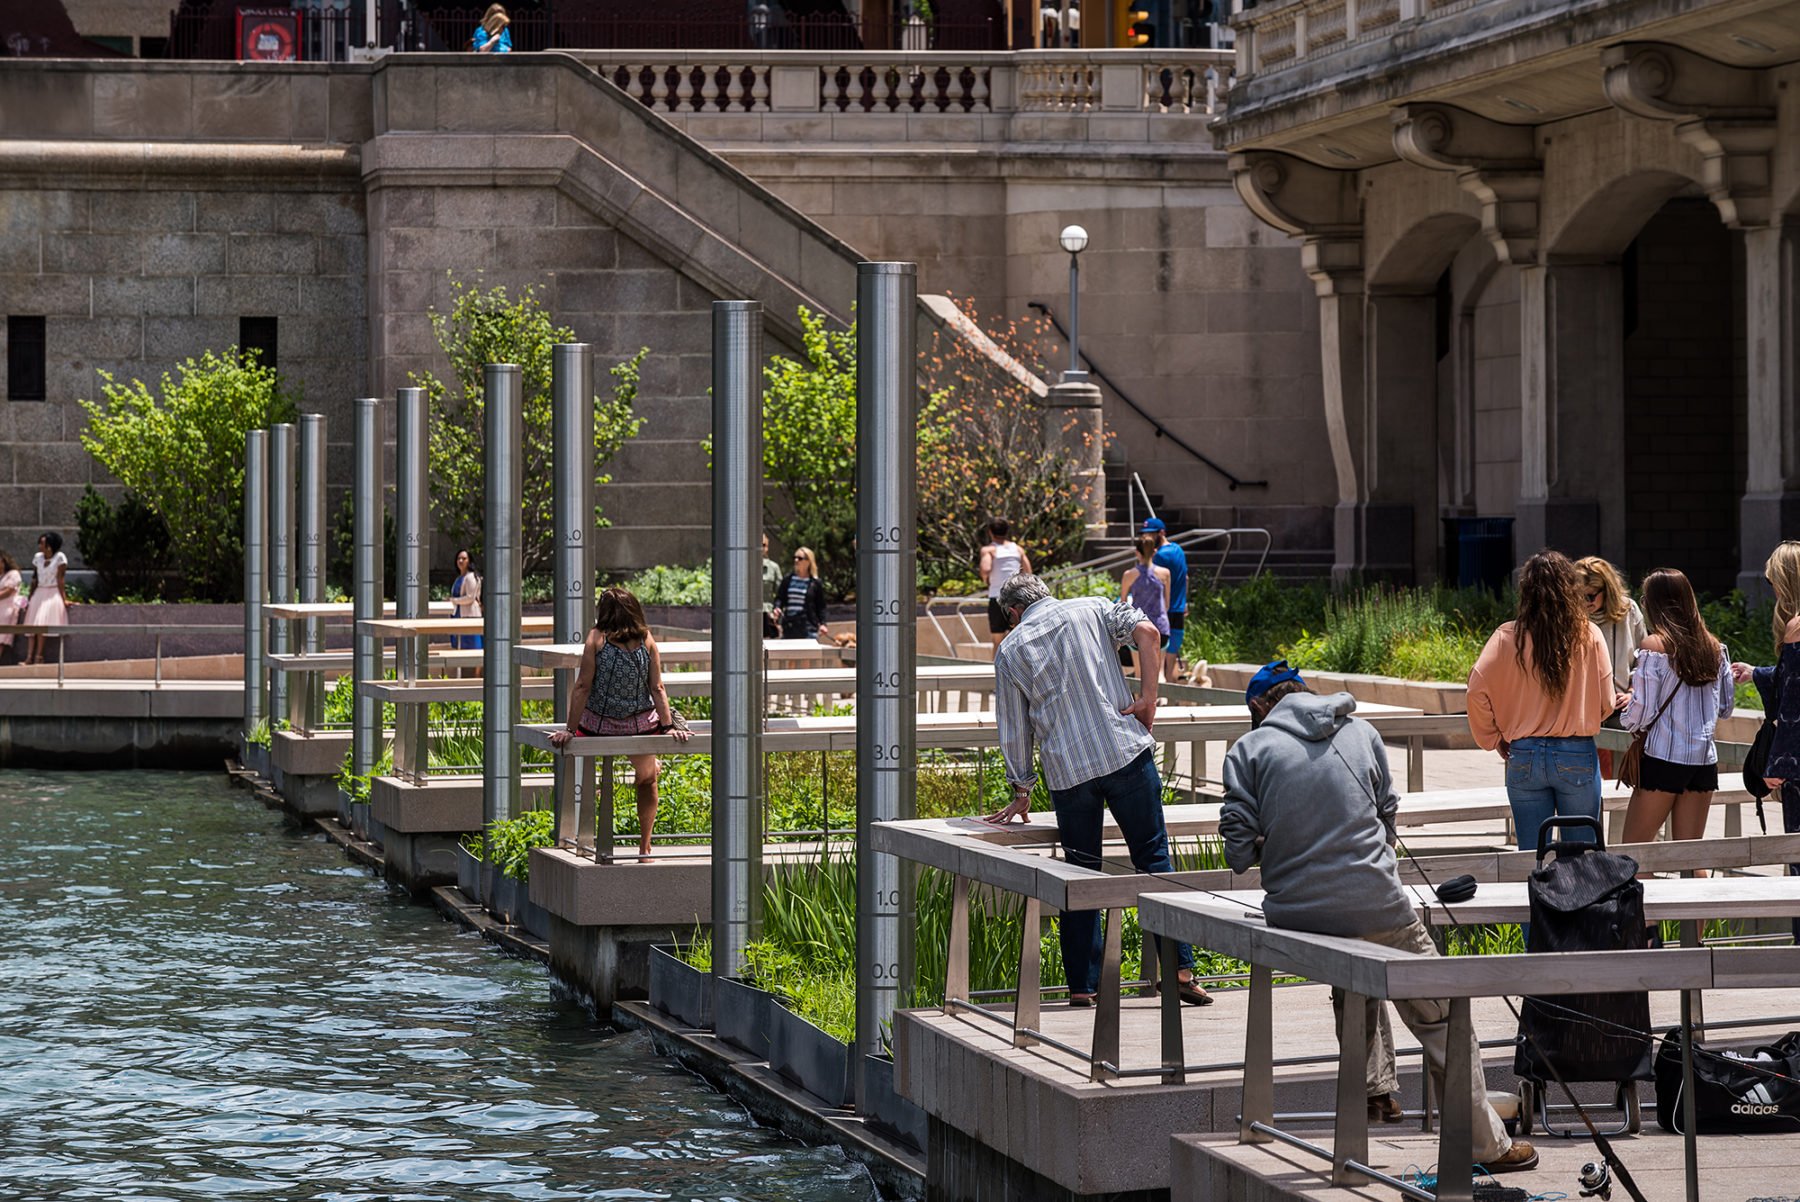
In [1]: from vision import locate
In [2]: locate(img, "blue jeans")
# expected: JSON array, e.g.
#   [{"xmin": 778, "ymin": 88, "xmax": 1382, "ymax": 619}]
[
  {"xmin": 1505, "ymin": 736, "xmax": 1602, "ymax": 852},
  {"xmin": 1049, "ymin": 748, "xmax": 1195, "ymax": 995}
]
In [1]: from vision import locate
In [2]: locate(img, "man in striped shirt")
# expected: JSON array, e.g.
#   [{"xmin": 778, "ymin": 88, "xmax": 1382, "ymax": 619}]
[{"xmin": 984, "ymin": 574, "xmax": 1208, "ymax": 1006}]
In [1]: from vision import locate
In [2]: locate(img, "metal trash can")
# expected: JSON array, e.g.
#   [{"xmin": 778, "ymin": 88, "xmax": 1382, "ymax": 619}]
[{"xmin": 1452, "ymin": 516, "xmax": 1515, "ymax": 591}]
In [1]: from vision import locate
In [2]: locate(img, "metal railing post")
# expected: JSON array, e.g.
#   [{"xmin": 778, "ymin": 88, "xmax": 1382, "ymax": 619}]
[
  {"xmin": 711, "ymin": 303, "xmax": 765, "ymax": 979},
  {"xmin": 352, "ymin": 397, "xmax": 384, "ymax": 778},
  {"xmin": 267, "ymin": 422, "xmax": 295, "ymax": 725},
  {"xmin": 396, "ymin": 385, "xmax": 430, "ymax": 783},
  {"xmin": 483, "ymin": 364, "xmax": 523, "ymax": 833},
  {"xmin": 552, "ymin": 343, "xmax": 595, "ymax": 842},
  {"xmin": 243, "ymin": 428, "xmax": 268, "ymax": 738},
  {"xmin": 856, "ymin": 261, "xmax": 918, "ymax": 1101},
  {"xmin": 297, "ymin": 414, "xmax": 328, "ymax": 732}
]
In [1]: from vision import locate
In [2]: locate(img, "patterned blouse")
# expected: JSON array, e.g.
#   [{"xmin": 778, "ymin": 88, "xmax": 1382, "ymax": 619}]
[
  {"xmin": 1622, "ymin": 646, "xmax": 1734, "ymax": 766},
  {"xmin": 583, "ymin": 637, "xmax": 653, "ymax": 721}
]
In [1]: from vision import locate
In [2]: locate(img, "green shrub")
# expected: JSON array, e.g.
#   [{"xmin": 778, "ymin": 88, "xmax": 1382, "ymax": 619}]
[
  {"xmin": 487, "ymin": 808, "xmax": 556, "ymax": 881},
  {"xmin": 419, "ymin": 276, "xmax": 643, "ymax": 576},
  {"xmin": 74, "ymin": 486, "xmax": 172, "ymax": 601},
  {"xmin": 326, "ymin": 491, "xmax": 397, "ymax": 600},
  {"xmin": 623, "ymin": 561, "xmax": 713, "ymax": 606},
  {"xmin": 78, "ymin": 347, "xmax": 299, "ymax": 600}
]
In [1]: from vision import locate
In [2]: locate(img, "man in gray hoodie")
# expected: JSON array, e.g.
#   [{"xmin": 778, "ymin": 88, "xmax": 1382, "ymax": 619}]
[{"xmin": 1220, "ymin": 663, "xmax": 1537, "ymax": 1174}]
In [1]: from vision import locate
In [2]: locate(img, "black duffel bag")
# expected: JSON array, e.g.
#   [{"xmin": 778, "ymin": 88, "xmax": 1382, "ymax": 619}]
[{"xmin": 1655, "ymin": 1027, "xmax": 1800, "ymax": 1133}]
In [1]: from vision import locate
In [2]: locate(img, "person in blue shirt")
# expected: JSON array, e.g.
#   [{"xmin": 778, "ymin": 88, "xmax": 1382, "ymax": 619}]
[
  {"xmin": 473, "ymin": 4, "xmax": 511, "ymax": 52},
  {"xmin": 1143, "ymin": 518, "xmax": 1188, "ymax": 682}
]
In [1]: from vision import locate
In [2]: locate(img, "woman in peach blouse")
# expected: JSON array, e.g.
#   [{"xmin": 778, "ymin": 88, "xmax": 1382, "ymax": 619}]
[{"xmin": 1467, "ymin": 550, "xmax": 1624, "ymax": 852}]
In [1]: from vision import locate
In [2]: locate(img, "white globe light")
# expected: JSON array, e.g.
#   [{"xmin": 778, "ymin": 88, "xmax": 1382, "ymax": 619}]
[{"xmin": 1058, "ymin": 224, "xmax": 1089, "ymax": 254}]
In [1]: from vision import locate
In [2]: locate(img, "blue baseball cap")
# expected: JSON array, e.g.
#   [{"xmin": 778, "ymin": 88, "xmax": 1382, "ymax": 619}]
[
  {"xmin": 1246, "ymin": 659, "xmax": 1303, "ymax": 705},
  {"xmin": 1141, "ymin": 518, "xmax": 1166, "ymax": 533}
]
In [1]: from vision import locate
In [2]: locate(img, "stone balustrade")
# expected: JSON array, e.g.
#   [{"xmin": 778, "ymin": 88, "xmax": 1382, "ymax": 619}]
[
  {"xmin": 569, "ymin": 49, "xmax": 1233, "ymax": 134},
  {"xmin": 1229, "ymin": 0, "xmax": 1472, "ymax": 79}
]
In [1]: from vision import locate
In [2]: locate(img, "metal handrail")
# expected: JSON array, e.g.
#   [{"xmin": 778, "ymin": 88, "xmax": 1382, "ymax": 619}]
[
  {"xmin": 1127, "ymin": 470, "xmax": 1156, "ymax": 530},
  {"xmin": 0, "ymin": 622, "xmax": 245, "ymax": 688}
]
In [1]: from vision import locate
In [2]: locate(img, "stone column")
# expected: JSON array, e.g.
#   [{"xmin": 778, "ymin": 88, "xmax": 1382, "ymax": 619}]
[
  {"xmin": 1515, "ymin": 262, "xmax": 1627, "ymax": 562},
  {"xmin": 1739, "ymin": 224, "xmax": 1800, "ymax": 597},
  {"xmin": 1315, "ymin": 275, "xmax": 1368, "ymax": 582}
]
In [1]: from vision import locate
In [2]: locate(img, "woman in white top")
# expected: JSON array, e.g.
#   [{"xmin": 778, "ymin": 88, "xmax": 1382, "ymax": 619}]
[
  {"xmin": 1620, "ymin": 568, "xmax": 1734, "ymax": 861},
  {"xmin": 0, "ymin": 547, "xmax": 23, "ymax": 660},
  {"xmin": 23, "ymin": 531, "xmax": 70, "ymax": 666},
  {"xmin": 1577, "ymin": 556, "xmax": 1646, "ymax": 779},
  {"xmin": 979, "ymin": 516, "xmax": 1031, "ymax": 649}
]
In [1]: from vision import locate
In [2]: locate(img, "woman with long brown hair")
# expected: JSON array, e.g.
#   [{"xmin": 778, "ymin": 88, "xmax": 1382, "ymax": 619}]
[
  {"xmin": 1467, "ymin": 550, "xmax": 1621, "ymax": 851},
  {"xmin": 1730, "ymin": 541, "xmax": 1800, "ymax": 938},
  {"xmin": 1620, "ymin": 569, "xmax": 1734, "ymax": 857},
  {"xmin": 549, "ymin": 586, "xmax": 690, "ymax": 861}
]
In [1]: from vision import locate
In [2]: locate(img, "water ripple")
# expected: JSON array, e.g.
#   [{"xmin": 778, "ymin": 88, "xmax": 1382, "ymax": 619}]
[{"xmin": 0, "ymin": 771, "xmax": 875, "ymax": 1202}]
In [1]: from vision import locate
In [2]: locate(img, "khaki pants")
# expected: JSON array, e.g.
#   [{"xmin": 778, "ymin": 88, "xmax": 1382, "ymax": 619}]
[{"xmin": 1329, "ymin": 917, "xmax": 1512, "ymax": 1163}]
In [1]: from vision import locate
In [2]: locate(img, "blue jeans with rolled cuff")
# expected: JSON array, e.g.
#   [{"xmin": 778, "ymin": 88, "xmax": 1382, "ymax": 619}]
[{"xmin": 1048, "ymin": 748, "xmax": 1196, "ymax": 996}]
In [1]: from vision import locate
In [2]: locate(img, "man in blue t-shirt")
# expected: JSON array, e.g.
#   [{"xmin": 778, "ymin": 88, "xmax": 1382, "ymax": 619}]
[{"xmin": 1143, "ymin": 519, "xmax": 1188, "ymax": 682}]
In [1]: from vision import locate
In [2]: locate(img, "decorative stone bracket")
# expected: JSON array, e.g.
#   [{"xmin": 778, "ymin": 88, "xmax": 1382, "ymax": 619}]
[
  {"xmin": 1392, "ymin": 102, "xmax": 1541, "ymax": 264},
  {"xmin": 1601, "ymin": 42, "xmax": 1777, "ymax": 229},
  {"xmin": 1229, "ymin": 149, "xmax": 1362, "ymax": 295}
]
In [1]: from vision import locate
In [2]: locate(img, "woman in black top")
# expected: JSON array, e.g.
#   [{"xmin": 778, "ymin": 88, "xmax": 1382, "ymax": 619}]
[
  {"xmin": 549, "ymin": 587, "xmax": 690, "ymax": 861},
  {"xmin": 776, "ymin": 546, "xmax": 829, "ymax": 641},
  {"xmin": 1730, "ymin": 541, "xmax": 1800, "ymax": 939}
]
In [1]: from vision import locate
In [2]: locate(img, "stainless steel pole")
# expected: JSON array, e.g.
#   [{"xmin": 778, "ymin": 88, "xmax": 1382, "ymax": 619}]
[
  {"xmin": 552, "ymin": 344, "xmax": 595, "ymax": 843},
  {"xmin": 242, "ymin": 428, "xmax": 268, "ymax": 739},
  {"xmin": 297, "ymin": 414, "xmax": 327, "ymax": 728},
  {"xmin": 712, "ymin": 301, "xmax": 765, "ymax": 979},
  {"xmin": 396, "ymin": 386, "xmax": 430, "ymax": 780},
  {"xmin": 352, "ymin": 396, "xmax": 385, "ymax": 778},
  {"xmin": 483, "ymin": 364, "xmax": 523, "ymax": 831},
  {"xmin": 855, "ymin": 261, "xmax": 918, "ymax": 1100},
  {"xmin": 267, "ymin": 423, "xmax": 295, "ymax": 727}
]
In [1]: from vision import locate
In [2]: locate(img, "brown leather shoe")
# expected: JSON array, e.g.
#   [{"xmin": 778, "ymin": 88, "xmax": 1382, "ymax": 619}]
[
  {"xmin": 1068, "ymin": 994, "xmax": 1094, "ymax": 1008},
  {"xmin": 1484, "ymin": 1140, "xmax": 1540, "ymax": 1172},
  {"xmin": 1367, "ymin": 1094, "xmax": 1404, "ymax": 1124}
]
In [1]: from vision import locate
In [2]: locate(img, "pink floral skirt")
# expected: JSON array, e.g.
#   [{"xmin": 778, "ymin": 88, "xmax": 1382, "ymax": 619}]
[{"xmin": 575, "ymin": 708, "xmax": 660, "ymax": 737}]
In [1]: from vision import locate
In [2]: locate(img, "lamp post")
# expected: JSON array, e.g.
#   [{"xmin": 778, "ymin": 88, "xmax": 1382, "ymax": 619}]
[
  {"xmin": 1059, "ymin": 223, "xmax": 1089, "ymax": 382},
  {"xmin": 1047, "ymin": 223, "xmax": 1105, "ymax": 535}
]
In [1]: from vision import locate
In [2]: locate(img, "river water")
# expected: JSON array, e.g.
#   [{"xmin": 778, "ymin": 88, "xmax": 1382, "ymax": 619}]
[{"xmin": 0, "ymin": 770, "xmax": 878, "ymax": 1202}]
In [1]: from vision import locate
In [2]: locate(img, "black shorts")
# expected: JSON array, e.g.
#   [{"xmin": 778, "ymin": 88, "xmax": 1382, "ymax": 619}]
[
  {"xmin": 987, "ymin": 598, "xmax": 1010, "ymax": 635},
  {"xmin": 1168, "ymin": 610, "xmax": 1185, "ymax": 631},
  {"xmin": 1637, "ymin": 754, "xmax": 1719, "ymax": 794}
]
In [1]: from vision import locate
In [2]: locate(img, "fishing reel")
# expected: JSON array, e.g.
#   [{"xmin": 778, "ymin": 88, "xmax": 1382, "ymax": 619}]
[{"xmin": 1577, "ymin": 1159, "xmax": 1612, "ymax": 1200}]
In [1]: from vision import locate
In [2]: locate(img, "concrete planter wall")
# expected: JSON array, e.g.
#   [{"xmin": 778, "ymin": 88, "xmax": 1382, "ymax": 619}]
[
  {"xmin": 862, "ymin": 1053, "xmax": 927, "ymax": 1150},
  {"xmin": 241, "ymin": 740, "xmax": 272, "ymax": 778},
  {"xmin": 519, "ymin": 892, "xmax": 550, "ymax": 940},
  {"xmin": 349, "ymin": 800, "xmax": 371, "ymax": 842},
  {"xmin": 489, "ymin": 872, "xmax": 525, "ymax": 925},
  {"xmin": 714, "ymin": 976, "xmax": 772, "ymax": 1057},
  {"xmin": 1211, "ymin": 663, "xmax": 1474, "ymax": 748},
  {"xmin": 337, "ymin": 789, "xmax": 353, "ymax": 830},
  {"xmin": 648, "ymin": 944, "xmax": 714, "ymax": 1029},
  {"xmin": 767, "ymin": 999, "xmax": 853, "ymax": 1108}
]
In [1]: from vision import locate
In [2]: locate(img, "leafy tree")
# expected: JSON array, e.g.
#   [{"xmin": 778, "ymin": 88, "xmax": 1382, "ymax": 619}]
[
  {"xmin": 74, "ymin": 485, "xmax": 173, "ymax": 601},
  {"xmin": 78, "ymin": 348, "xmax": 298, "ymax": 600},
  {"xmin": 419, "ymin": 276, "xmax": 645, "ymax": 575},
  {"xmin": 755, "ymin": 302, "xmax": 1088, "ymax": 598}
]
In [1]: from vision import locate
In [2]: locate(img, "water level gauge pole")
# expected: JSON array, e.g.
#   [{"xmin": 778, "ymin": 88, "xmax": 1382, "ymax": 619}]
[
  {"xmin": 352, "ymin": 397, "xmax": 385, "ymax": 780},
  {"xmin": 551, "ymin": 344, "xmax": 595, "ymax": 847},
  {"xmin": 297, "ymin": 414, "xmax": 327, "ymax": 728},
  {"xmin": 711, "ymin": 301, "xmax": 765, "ymax": 978},
  {"xmin": 267, "ymin": 423, "xmax": 295, "ymax": 728},
  {"xmin": 242, "ymin": 428, "xmax": 268, "ymax": 742},
  {"xmin": 483, "ymin": 364, "xmax": 524, "ymax": 832},
  {"xmin": 396, "ymin": 386, "xmax": 430, "ymax": 778},
  {"xmin": 855, "ymin": 261, "xmax": 918, "ymax": 1102}
]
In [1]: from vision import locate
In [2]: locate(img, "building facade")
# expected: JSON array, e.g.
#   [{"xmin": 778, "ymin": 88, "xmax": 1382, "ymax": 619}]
[{"xmin": 1217, "ymin": 0, "xmax": 1800, "ymax": 594}]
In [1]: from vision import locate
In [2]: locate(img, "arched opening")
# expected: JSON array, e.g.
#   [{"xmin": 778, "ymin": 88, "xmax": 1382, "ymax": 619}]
[{"xmin": 1619, "ymin": 198, "xmax": 1747, "ymax": 593}]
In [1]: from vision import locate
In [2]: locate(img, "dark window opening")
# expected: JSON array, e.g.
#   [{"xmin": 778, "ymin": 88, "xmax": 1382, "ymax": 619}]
[
  {"xmin": 139, "ymin": 36, "xmax": 170, "ymax": 57},
  {"xmin": 240, "ymin": 316, "xmax": 279, "ymax": 374},
  {"xmin": 7, "ymin": 316, "xmax": 46, "ymax": 401},
  {"xmin": 1621, "ymin": 240, "xmax": 1639, "ymax": 340}
]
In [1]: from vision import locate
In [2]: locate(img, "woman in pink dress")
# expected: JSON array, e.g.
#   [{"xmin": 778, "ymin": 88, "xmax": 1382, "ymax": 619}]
[
  {"xmin": 24, "ymin": 532, "xmax": 69, "ymax": 666},
  {"xmin": 0, "ymin": 547, "xmax": 23, "ymax": 662}
]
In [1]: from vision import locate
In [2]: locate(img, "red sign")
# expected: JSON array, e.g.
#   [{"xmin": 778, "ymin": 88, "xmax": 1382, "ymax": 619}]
[{"xmin": 236, "ymin": 8, "xmax": 302, "ymax": 61}]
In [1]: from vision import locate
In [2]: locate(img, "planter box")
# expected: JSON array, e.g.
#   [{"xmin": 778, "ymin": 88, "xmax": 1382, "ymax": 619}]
[
  {"xmin": 862, "ymin": 1053, "xmax": 927, "ymax": 1150},
  {"xmin": 337, "ymin": 788, "xmax": 353, "ymax": 830},
  {"xmin": 456, "ymin": 842, "xmax": 481, "ymax": 897},
  {"xmin": 240, "ymin": 739, "xmax": 272, "ymax": 778},
  {"xmin": 1212, "ymin": 663, "xmax": 1475, "ymax": 748},
  {"xmin": 767, "ymin": 998, "xmax": 854, "ymax": 1108},
  {"xmin": 648, "ymin": 944, "xmax": 714, "ymax": 1029},
  {"xmin": 519, "ymin": 895, "xmax": 550, "ymax": 940},
  {"xmin": 714, "ymin": 976, "xmax": 772, "ymax": 1057},
  {"xmin": 349, "ymin": 800, "xmax": 371, "ymax": 842},
  {"xmin": 489, "ymin": 871, "xmax": 525, "ymax": 925}
]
